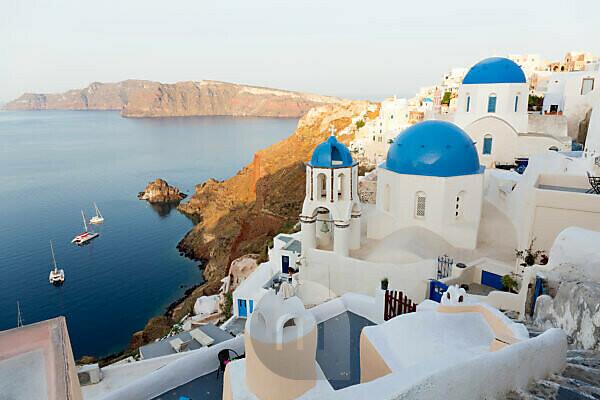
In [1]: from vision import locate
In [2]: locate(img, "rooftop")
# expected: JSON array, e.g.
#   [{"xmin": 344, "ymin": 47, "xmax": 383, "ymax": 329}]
[
  {"xmin": 463, "ymin": 57, "xmax": 527, "ymax": 85},
  {"xmin": 139, "ymin": 324, "xmax": 233, "ymax": 360},
  {"xmin": 316, "ymin": 311, "xmax": 374, "ymax": 390},
  {"xmin": 383, "ymin": 121, "xmax": 483, "ymax": 177}
]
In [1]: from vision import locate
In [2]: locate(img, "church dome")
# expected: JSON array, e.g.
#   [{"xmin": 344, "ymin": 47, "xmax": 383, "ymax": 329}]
[
  {"xmin": 309, "ymin": 135, "xmax": 354, "ymax": 168},
  {"xmin": 384, "ymin": 121, "xmax": 483, "ymax": 177},
  {"xmin": 463, "ymin": 57, "xmax": 526, "ymax": 85}
]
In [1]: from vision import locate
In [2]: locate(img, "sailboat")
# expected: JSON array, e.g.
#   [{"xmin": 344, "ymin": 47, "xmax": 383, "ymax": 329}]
[
  {"xmin": 71, "ymin": 210, "xmax": 100, "ymax": 245},
  {"xmin": 48, "ymin": 240, "xmax": 65, "ymax": 285},
  {"xmin": 89, "ymin": 202, "xmax": 104, "ymax": 225},
  {"xmin": 17, "ymin": 301, "xmax": 24, "ymax": 327}
]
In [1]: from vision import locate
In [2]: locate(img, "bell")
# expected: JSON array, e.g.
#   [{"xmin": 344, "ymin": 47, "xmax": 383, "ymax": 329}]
[{"xmin": 320, "ymin": 221, "xmax": 330, "ymax": 233}]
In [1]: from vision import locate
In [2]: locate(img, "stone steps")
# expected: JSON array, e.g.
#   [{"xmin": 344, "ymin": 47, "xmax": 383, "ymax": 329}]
[{"xmin": 505, "ymin": 316, "xmax": 600, "ymax": 399}]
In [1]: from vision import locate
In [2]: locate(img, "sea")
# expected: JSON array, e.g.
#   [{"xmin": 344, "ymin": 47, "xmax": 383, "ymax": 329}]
[{"xmin": 0, "ymin": 110, "xmax": 297, "ymax": 358}]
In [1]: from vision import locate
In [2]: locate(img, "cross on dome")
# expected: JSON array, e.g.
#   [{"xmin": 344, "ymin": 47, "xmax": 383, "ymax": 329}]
[{"xmin": 329, "ymin": 126, "xmax": 337, "ymax": 137}]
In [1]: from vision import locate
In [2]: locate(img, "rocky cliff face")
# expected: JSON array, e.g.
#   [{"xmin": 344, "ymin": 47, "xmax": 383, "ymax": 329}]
[
  {"xmin": 138, "ymin": 178, "xmax": 186, "ymax": 203},
  {"xmin": 5, "ymin": 80, "xmax": 341, "ymax": 118},
  {"xmin": 170, "ymin": 101, "xmax": 376, "ymax": 319}
]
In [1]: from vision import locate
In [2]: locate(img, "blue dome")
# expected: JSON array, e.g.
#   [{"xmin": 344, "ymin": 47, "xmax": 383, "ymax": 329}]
[
  {"xmin": 383, "ymin": 121, "xmax": 483, "ymax": 177},
  {"xmin": 309, "ymin": 135, "xmax": 354, "ymax": 168},
  {"xmin": 463, "ymin": 57, "xmax": 526, "ymax": 85}
]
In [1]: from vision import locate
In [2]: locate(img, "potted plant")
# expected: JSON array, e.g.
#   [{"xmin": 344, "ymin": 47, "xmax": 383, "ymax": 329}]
[
  {"xmin": 515, "ymin": 238, "xmax": 546, "ymax": 267},
  {"xmin": 381, "ymin": 277, "xmax": 389, "ymax": 290},
  {"xmin": 501, "ymin": 274, "xmax": 518, "ymax": 293}
]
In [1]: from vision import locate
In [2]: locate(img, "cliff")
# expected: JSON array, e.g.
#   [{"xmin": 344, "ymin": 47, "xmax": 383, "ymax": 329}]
[
  {"xmin": 171, "ymin": 101, "xmax": 378, "ymax": 319},
  {"xmin": 5, "ymin": 80, "xmax": 342, "ymax": 118}
]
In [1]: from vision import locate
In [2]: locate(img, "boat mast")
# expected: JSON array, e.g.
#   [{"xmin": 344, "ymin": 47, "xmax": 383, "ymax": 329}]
[
  {"xmin": 94, "ymin": 202, "xmax": 102, "ymax": 219},
  {"xmin": 17, "ymin": 301, "xmax": 24, "ymax": 328},
  {"xmin": 50, "ymin": 240, "xmax": 58, "ymax": 272},
  {"xmin": 81, "ymin": 210, "xmax": 88, "ymax": 231}
]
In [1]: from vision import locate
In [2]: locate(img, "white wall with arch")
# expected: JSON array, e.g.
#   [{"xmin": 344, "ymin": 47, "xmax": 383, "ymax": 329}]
[{"xmin": 368, "ymin": 168, "xmax": 484, "ymax": 249}]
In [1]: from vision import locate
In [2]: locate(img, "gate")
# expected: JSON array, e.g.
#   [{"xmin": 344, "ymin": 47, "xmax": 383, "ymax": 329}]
[
  {"xmin": 437, "ymin": 255, "xmax": 454, "ymax": 280},
  {"xmin": 429, "ymin": 280, "xmax": 448, "ymax": 303},
  {"xmin": 384, "ymin": 290, "xmax": 417, "ymax": 321}
]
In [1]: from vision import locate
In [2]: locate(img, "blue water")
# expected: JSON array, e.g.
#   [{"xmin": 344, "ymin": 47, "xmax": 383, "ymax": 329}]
[{"xmin": 0, "ymin": 111, "xmax": 296, "ymax": 358}]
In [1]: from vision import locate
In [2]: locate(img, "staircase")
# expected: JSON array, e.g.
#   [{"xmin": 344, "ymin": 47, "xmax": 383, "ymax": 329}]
[{"xmin": 506, "ymin": 318, "xmax": 600, "ymax": 399}]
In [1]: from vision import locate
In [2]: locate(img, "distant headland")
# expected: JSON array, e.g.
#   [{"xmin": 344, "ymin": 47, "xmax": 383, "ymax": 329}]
[{"xmin": 4, "ymin": 80, "xmax": 343, "ymax": 118}]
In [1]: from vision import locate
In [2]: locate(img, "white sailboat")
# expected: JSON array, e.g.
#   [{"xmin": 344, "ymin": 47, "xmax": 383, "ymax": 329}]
[
  {"xmin": 90, "ymin": 202, "xmax": 104, "ymax": 225},
  {"xmin": 48, "ymin": 240, "xmax": 65, "ymax": 285},
  {"xmin": 71, "ymin": 210, "xmax": 100, "ymax": 245},
  {"xmin": 17, "ymin": 301, "xmax": 24, "ymax": 327}
]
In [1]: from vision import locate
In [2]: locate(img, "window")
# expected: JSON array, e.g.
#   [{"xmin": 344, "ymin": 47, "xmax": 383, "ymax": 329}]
[
  {"xmin": 415, "ymin": 192, "xmax": 426, "ymax": 218},
  {"xmin": 317, "ymin": 173, "xmax": 327, "ymax": 199},
  {"xmin": 487, "ymin": 94, "xmax": 497, "ymax": 113},
  {"xmin": 582, "ymin": 78, "xmax": 595, "ymax": 95},
  {"xmin": 337, "ymin": 173, "xmax": 345, "ymax": 200},
  {"xmin": 483, "ymin": 135, "xmax": 493, "ymax": 155},
  {"xmin": 466, "ymin": 95, "xmax": 471, "ymax": 112},
  {"xmin": 514, "ymin": 95, "xmax": 519, "ymax": 112}
]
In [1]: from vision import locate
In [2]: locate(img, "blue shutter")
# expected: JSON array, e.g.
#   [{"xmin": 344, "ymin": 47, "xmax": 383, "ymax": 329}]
[
  {"xmin": 483, "ymin": 136, "xmax": 493, "ymax": 155},
  {"xmin": 487, "ymin": 95, "xmax": 497, "ymax": 113},
  {"xmin": 466, "ymin": 96, "xmax": 471, "ymax": 112},
  {"xmin": 238, "ymin": 299, "xmax": 247, "ymax": 317},
  {"xmin": 514, "ymin": 95, "xmax": 519, "ymax": 112}
]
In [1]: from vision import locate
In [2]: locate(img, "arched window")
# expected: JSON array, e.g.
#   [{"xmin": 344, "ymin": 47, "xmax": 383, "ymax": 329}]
[
  {"xmin": 483, "ymin": 135, "xmax": 493, "ymax": 155},
  {"xmin": 466, "ymin": 95, "xmax": 471, "ymax": 112},
  {"xmin": 337, "ymin": 173, "xmax": 346, "ymax": 200},
  {"xmin": 415, "ymin": 192, "xmax": 426, "ymax": 218},
  {"xmin": 514, "ymin": 95, "xmax": 519, "ymax": 112},
  {"xmin": 317, "ymin": 173, "xmax": 327, "ymax": 199},
  {"xmin": 455, "ymin": 191, "xmax": 466, "ymax": 219},
  {"xmin": 549, "ymin": 146, "xmax": 559, "ymax": 151},
  {"xmin": 383, "ymin": 184, "xmax": 391, "ymax": 212},
  {"xmin": 487, "ymin": 94, "xmax": 497, "ymax": 113}
]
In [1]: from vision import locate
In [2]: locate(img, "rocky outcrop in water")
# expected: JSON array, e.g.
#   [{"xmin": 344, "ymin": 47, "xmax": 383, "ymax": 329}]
[
  {"xmin": 5, "ymin": 80, "xmax": 342, "ymax": 118},
  {"xmin": 138, "ymin": 179, "xmax": 186, "ymax": 203}
]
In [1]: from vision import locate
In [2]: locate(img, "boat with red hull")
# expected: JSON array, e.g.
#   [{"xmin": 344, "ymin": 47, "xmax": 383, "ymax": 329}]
[{"xmin": 72, "ymin": 210, "xmax": 99, "ymax": 245}]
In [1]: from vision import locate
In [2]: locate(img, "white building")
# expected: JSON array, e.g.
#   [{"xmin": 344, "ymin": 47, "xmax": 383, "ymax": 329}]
[
  {"xmin": 542, "ymin": 70, "xmax": 600, "ymax": 137},
  {"xmin": 452, "ymin": 57, "xmax": 571, "ymax": 167},
  {"xmin": 368, "ymin": 120, "xmax": 485, "ymax": 250},
  {"xmin": 300, "ymin": 135, "xmax": 361, "ymax": 257}
]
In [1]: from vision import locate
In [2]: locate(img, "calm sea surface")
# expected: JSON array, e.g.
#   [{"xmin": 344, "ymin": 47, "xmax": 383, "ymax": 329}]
[{"xmin": 0, "ymin": 110, "xmax": 296, "ymax": 358}]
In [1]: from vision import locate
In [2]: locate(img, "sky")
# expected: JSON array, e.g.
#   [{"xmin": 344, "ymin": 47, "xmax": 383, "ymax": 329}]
[{"xmin": 1, "ymin": 0, "xmax": 599, "ymax": 102}]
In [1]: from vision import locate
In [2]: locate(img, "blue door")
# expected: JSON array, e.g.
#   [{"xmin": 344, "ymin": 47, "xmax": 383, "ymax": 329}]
[
  {"xmin": 429, "ymin": 280, "xmax": 448, "ymax": 302},
  {"xmin": 282, "ymin": 255, "xmax": 289, "ymax": 274},
  {"xmin": 238, "ymin": 299, "xmax": 247, "ymax": 317},
  {"xmin": 481, "ymin": 271, "xmax": 503, "ymax": 290},
  {"xmin": 531, "ymin": 276, "xmax": 544, "ymax": 316}
]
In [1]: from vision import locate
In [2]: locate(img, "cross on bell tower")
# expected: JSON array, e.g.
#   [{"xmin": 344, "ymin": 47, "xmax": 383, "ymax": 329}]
[{"xmin": 329, "ymin": 125, "xmax": 337, "ymax": 137}]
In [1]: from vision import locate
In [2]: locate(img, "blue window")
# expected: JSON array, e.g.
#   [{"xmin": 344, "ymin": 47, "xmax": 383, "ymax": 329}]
[
  {"xmin": 487, "ymin": 95, "xmax": 497, "ymax": 113},
  {"xmin": 466, "ymin": 96, "xmax": 471, "ymax": 112},
  {"xmin": 249, "ymin": 300, "xmax": 254, "ymax": 314},
  {"xmin": 483, "ymin": 135, "xmax": 493, "ymax": 155},
  {"xmin": 514, "ymin": 95, "xmax": 519, "ymax": 112},
  {"xmin": 238, "ymin": 299, "xmax": 247, "ymax": 317}
]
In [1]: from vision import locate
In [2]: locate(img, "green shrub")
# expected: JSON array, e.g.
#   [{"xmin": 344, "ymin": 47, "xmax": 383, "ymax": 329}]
[
  {"xmin": 223, "ymin": 292, "xmax": 233, "ymax": 320},
  {"xmin": 501, "ymin": 275, "xmax": 518, "ymax": 293},
  {"xmin": 355, "ymin": 119, "xmax": 366, "ymax": 129}
]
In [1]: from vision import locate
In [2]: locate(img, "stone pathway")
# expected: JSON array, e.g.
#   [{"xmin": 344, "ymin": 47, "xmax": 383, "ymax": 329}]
[{"xmin": 506, "ymin": 321, "xmax": 600, "ymax": 400}]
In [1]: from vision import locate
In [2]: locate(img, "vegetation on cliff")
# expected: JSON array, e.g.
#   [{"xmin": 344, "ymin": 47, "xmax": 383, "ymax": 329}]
[{"xmin": 171, "ymin": 101, "xmax": 376, "ymax": 319}]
